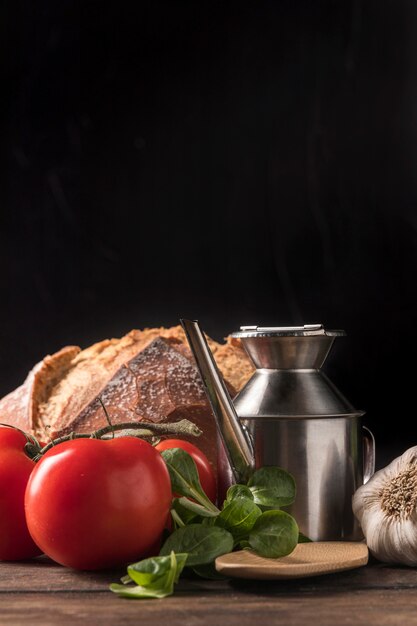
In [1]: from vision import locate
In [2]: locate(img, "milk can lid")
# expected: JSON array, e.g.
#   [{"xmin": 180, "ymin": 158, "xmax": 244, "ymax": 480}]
[{"xmin": 232, "ymin": 324, "xmax": 346, "ymax": 338}]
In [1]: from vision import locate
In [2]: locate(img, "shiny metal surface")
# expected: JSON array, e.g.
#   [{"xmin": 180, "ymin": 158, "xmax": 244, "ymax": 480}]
[
  {"xmin": 180, "ymin": 319, "xmax": 254, "ymax": 482},
  {"xmin": 240, "ymin": 337, "xmax": 332, "ymax": 371},
  {"xmin": 242, "ymin": 415, "xmax": 367, "ymax": 541},
  {"xmin": 237, "ymin": 324, "xmax": 327, "ymax": 335},
  {"xmin": 233, "ymin": 324, "xmax": 345, "ymax": 369},
  {"xmin": 180, "ymin": 318, "xmax": 374, "ymax": 541},
  {"xmin": 362, "ymin": 426, "xmax": 376, "ymax": 483},
  {"xmin": 233, "ymin": 369, "xmax": 360, "ymax": 417}
]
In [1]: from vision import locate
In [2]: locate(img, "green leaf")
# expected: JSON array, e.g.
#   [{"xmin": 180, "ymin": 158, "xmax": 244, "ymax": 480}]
[
  {"xmin": 161, "ymin": 448, "xmax": 220, "ymax": 514},
  {"xmin": 160, "ymin": 524, "xmax": 234, "ymax": 566},
  {"xmin": 215, "ymin": 498, "xmax": 262, "ymax": 543},
  {"xmin": 175, "ymin": 497, "xmax": 219, "ymax": 518},
  {"xmin": 172, "ymin": 553, "xmax": 188, "ymax": 583},
  {"xmin": 248, "ymin": 510, "xmax": 299, "ymax": 558},
  {"xmin": 110, "ymin": 551, "xmax": 187, "ymax": 599},
  {"xmin": 192, "ymin": 562, "xmax": 228, "ymax": 580},
  {"xmin": 110, "ymin": 583, "xmax": 169, "ymax": 599},
  {"xmin": 247, "ymin": 466, "xmax": 296, "ymax": 508},
  {"xmin": 224, "ymin": 484, "xmax": 254, "ymax": 504},
  {"xmin": 126, "ymin": 552, "xmax": 187, "ymax": 586},
  {"xmin": 170, "ymin": 498, "xmax": 202, "ymax": 527},
  {"xmin": 126, "ymin": 555, "xmax": 171, "ymax": 586}
]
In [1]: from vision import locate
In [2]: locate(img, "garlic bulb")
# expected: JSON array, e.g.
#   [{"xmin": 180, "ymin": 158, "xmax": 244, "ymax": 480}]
[{"xmin": 352, "ymin": 445, "xmax": 417, "ymax": 566}]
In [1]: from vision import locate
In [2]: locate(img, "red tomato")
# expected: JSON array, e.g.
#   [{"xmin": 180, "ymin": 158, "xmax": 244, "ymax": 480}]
[
  {"xmin": 155, "ymin": 439, "xmax": 217, "ymax": 504},
  {"xmin": 0, "ymin": 427, "xmax": 42, "ymax": 560},
  {"xmin": 25, "ymin": 437, "xmax": 172, "ymax": 570}
]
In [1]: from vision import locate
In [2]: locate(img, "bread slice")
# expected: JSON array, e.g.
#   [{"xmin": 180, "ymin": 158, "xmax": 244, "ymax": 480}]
[
  {"xmin": 0, "ymin": 326, "xmax": 255, "ymax": 475},
  {"xmin": 0, "ymin": 346, "xmax": 81, "ymax": 435}
]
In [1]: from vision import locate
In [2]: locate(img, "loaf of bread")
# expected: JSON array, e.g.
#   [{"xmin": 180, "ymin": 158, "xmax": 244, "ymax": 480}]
[{"xmin": 0, "ymin": 325, "xmax": 254, "ymax": 475}]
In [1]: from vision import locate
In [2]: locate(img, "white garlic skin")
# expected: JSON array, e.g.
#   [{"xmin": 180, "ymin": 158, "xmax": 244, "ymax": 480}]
[{"xmin": 352, "ymin": 445, "xmax": 417, "ymax": 566}]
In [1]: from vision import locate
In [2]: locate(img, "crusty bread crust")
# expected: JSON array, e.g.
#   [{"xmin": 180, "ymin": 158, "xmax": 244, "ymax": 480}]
[
  {"xmin": 0, "ymin": 346, "xmax": 81, "ymax": 435},
  {"xmin": 0, "ymin": 326, "xmax": 254, "ymax": 473}
]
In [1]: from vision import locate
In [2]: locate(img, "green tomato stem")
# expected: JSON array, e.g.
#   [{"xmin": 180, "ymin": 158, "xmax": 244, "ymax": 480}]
[
  {"xmin": 94, "ymin": 419, "xmax": 202, "ymax": 440},
  {"xmin": 170, "ymin": 509, "xmax": 186, "ymax": 528},
  {"xmin": 31, "ymin": 419, "xmax": 203, "ymax": 462},
  {"xmin": 187, "ymin": 487, "xmax": 220, "ymax": 515}
]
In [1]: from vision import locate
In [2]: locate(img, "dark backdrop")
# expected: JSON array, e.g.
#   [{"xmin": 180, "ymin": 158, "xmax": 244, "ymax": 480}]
[{"xmin": 1, "ymin": 1, "xmax": 416, "ymax": 453}]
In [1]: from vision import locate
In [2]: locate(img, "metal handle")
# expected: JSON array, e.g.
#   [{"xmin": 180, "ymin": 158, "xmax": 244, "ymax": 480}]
[
  {"xmin": 180, "ymin": 318, "xmax": 254, "ymax": 482},
  {"xmin": 362, "ymin": 426, "xmax": 375, "ymax": 484},
  {"xmin": 240, "ymin": 324, "xmax": 324, "ymax": 333}
]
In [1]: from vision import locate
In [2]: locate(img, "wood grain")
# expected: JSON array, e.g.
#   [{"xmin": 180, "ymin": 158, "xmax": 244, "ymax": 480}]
[
  {"xmin": 1, "ymin": 589, "xmax": 416, "ymax": 626},
  {"xmin": 215, "ymin": 542, "xmax": 369, "ymax": 579},
  {"xmin": 1, "ymin": 558, "xmax": 416, "ymax": 626}
]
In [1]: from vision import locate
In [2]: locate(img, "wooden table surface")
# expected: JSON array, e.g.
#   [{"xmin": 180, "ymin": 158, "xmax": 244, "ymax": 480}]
[
  {"xmin": 1, "ymin": 555, "xmax": 416, "ymax": 626},
  {"xmin": 2, "ymin": 445, "xmax": 415, "ymax": 625}
]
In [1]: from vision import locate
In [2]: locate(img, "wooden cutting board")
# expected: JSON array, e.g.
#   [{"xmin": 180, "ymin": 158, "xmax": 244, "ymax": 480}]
[{"xmin": 215, "ymin": 541, "xmax": 369, "ymax": 580}]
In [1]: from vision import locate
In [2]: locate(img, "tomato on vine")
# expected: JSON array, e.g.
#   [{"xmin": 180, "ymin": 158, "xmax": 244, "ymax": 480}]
[
  {"xmin": 25, "ymin": 436, "xmax": 172, "ymax": 570},
  {"xmin": 155, "ymin": 439, "xmax": 217, "ymax": 504},
  {"xmin": 0, "ymin": 426, "xmax": 42, "ymax": 561}
]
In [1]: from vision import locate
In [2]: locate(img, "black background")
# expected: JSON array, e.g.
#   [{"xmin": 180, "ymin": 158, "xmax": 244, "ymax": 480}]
[{"xmin": 1, "ymin": 1, "xmax": 416, "ymax": 454}]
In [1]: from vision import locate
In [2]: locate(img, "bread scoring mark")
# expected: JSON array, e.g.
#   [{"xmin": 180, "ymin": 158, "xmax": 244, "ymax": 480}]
[{"xmin": 68, "ymin": 338, "xmax": 207, "ymax": 431}]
